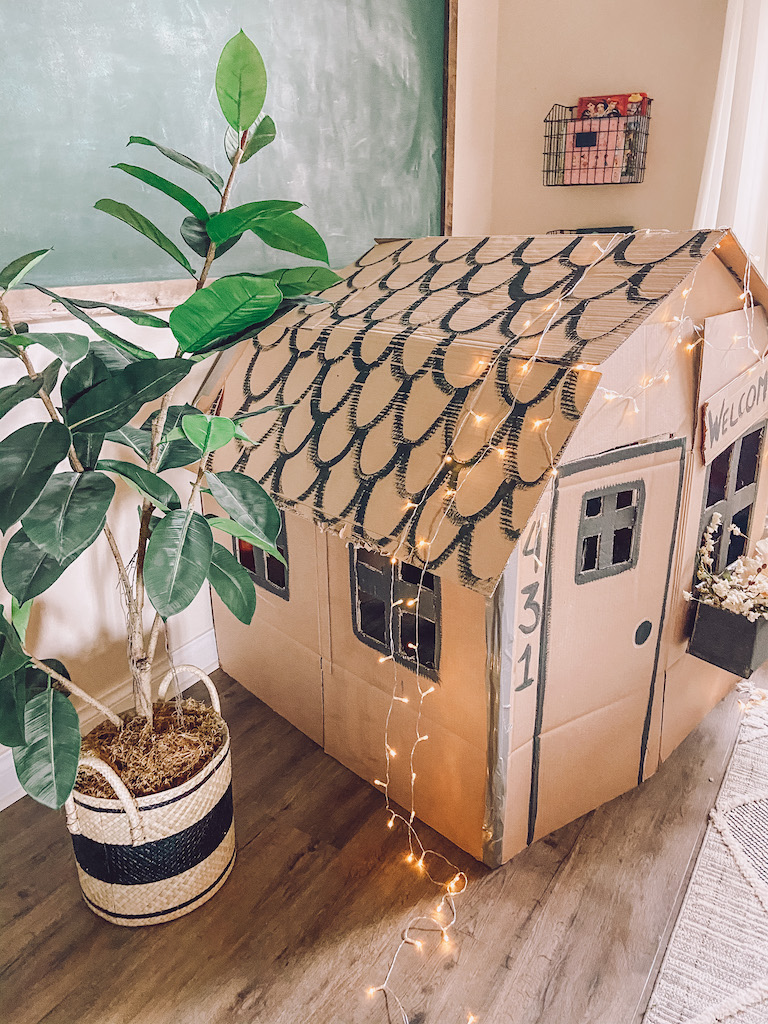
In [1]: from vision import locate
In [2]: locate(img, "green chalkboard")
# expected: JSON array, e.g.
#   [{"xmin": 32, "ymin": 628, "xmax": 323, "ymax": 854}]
[{"xmin": 1, "ymin": 1, "xmax": 444, "ymax": 286}]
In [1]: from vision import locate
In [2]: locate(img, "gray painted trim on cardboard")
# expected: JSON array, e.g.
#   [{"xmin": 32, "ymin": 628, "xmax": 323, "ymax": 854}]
[
  {"xmin": 574, "ymin": 479, "xmax": 646, "ymax": 584},
  {"xmin": 482, "ymin": 572, "xmax": 508, "ymax": 868},
  {"xmin": 527, "ymin": 436, "xmax": 686, "ymax": 846}
]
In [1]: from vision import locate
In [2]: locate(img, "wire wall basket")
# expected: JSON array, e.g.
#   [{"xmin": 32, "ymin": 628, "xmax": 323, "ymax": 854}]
[{"xmin": 543, "ymin": 98, "xmax": 652, "ymax": 186}]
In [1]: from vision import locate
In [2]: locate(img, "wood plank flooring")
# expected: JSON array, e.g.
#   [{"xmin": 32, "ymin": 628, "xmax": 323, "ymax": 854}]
[{"xmin": 0, "ymin": 671, "xmax": 742, "ymax": 1024}]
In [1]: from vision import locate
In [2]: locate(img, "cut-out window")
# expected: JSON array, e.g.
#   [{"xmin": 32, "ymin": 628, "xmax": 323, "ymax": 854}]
[
  {"xmin": 350, "ymin": 548, "xmax": 440, "ymax": 677},
  {"xmin": 234, "ymin": 512, "xmax": 289, "ymax": 601},
  {"xmin": 575, "ymin": 482, "xmax": 645, "ymax": 583},
  {"xmin": 700, "ymin": 422, "xmax": 765, "ymax": 574}
]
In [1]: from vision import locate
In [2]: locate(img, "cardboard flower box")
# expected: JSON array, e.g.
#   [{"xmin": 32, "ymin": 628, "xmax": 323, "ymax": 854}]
[{"xmin": 689, "ymin": 600, "xmax": 768, "ymax": 679}]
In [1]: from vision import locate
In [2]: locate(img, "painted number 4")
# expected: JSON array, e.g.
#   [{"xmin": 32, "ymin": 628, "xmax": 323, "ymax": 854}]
[{"xmin": 516, "ymin": 518, "xmax": 543, "ymax": 692}]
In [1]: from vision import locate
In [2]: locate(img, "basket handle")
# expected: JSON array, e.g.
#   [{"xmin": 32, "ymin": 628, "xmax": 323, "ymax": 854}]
[
  {"xmin": 64, "ymin": 756, "xmax": 146, "ymax": 845},
  {"xmin": 157, "ymin": 665, "xmax": 221, "ymax": 713}
]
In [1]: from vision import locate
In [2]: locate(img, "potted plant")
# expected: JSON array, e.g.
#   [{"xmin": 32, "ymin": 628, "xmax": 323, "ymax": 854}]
[
  {"xmin": 686, "ymin": 512, "xmax": 768, "ymax": 678},
  {"xmin": 0, "ymin": 30, "xmax": 340, "ymax": 925}
]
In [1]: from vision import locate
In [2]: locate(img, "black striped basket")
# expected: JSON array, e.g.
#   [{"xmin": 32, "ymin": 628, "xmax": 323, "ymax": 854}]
[{"xmin": 64, "ymin": 667, "xmax": 235, "ymax": 927}]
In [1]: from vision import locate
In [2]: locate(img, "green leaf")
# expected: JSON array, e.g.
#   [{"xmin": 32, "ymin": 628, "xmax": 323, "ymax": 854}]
[
  {"xmin": 206, "ymin": 201, "xmax": 302, "ymax": 246},
  {"xmin": 242, "ymin": 115, "xmax": 276, "ymax": 162},
  {"xmin": 144, "ymin": 510, "xmax": 213, "ymax": 618},
  {"xmin": 181, "ymin": 414, "xmax": 235, "ymax": 454},
  {"xmin": 169, "ymin": 274, "xmax": 282, "ymax": 353},
  {"xmin": 128, "ymin": 136, "xmax": 224, "ymax": 194},
  {"xmin": 96, "ymin": 459, "xmax": 181, "ymax": 512},
  {"xmin": 22, "ymin": 472, "xmax": 115, "ymax": 561},
  {"xmin": 1, "ymin": 528, "xmax": 83, "ymax": 604},
  {"xmin": 0, "ymin": 668, "xmax": 27, "ymax": 747},
  {"xmin": 208, "ymin": 541, "xmax": 256, "ymax": 624},
  {"xmin": 94, "ymin": 199, "xmax": 195, "ymax": 276},
  {"xmin": 65, "ymin": 358, "xmax": 191, "ymax": 434},
  {"xmin": 104, "ymin": 424, "xmax": 152, "ymax": 463},
  {"xmin": 31, "ymin": 285, "xmax": 155, "ymax": 363},
  {"xmin": 14, "ymin": 332, "xmax": 89, "ymax": 366},
  {"xmin": 261, "ymin": 266, "xmax": 342, "ymax": 297},
  {"xmin": 111, "ymin": 163, "xmax": 209, "ymax": 222},
  {"xmin": 56, "ymin": 296, "xmax": 168, "ymax": 329},
  {"xmin": 0, "ymin": 374, "xmax": 44, "ymax": 418},
  {"xmin": 61, "ymin": 351, "xmax": 111, "ymax": 410},
  {"xmin": 0, "ymin": 422, "xmax": 72, "ymax": 532},
  {"xmin": 0, "ymin": 611, "xmax": 30, "ymax": 681},
  {"xmin": 12, "ymin": 689, "xmax": 80, "ymax": 808},
  {"xmin": 248, "ymin": 212, "xmax": 329, "ymax": 263},
  {"xmin": 215, "ymin": 30, "xmax": 267, "ymax": 131},
  {"xmin": 0, "ymin": 249, "xmax": 51, "ymax": 292},
  {"xmin": 142, "ymin": 403, "xmax": 202, "ymax": 470},
  {"xmin": 41, "ymin": 357, "xmax": 62, "ymax": 396},
  {"xmin": 11, "ymin": 597, "xmax": 33, "ymax": 646},
  {"xmin": 205, "ymin": 469, "xmax": 281, "ymax": 549},
  {"xmin": 206, "ymin": 516, "xmax": 286, "ymax": 565},
  {"xmin": 72, "ymin": 433, "xmax": 105, "ymax": 469},
  {"xmin": 179, "ymin": 215, "xmax": 242, "ymax": 260},
  {"xmin": 24, "ymin": 659, "xmax": 70, "ymax": 700}
]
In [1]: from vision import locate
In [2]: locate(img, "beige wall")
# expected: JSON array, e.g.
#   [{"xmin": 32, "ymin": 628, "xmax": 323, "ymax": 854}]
[{"xmin": 452, "ymin": 0, "xmax": 728, "ymax": 235}]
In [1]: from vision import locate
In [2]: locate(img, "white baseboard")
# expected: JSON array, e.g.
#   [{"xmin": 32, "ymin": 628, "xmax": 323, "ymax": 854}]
[{"xmin": 0, "ymin": 628, "xmax": 219, "ymax": 812}]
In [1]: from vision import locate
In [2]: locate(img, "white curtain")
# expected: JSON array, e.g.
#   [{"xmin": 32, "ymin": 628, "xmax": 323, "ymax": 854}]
[{"xmin": 694, "ymin": 0, "xmax": 768, "ymax": 268}]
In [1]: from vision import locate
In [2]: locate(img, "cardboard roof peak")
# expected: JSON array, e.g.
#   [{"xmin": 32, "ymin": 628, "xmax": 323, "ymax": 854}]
[{"xmin": 228, "ymin": 227, "xmax": 756, "ymax": 595}]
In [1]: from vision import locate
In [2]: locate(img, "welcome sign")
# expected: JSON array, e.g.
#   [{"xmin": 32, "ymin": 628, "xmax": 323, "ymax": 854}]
[{"xmin": 701, "ymin": 363, "xmax": 768, "ymax": 464}]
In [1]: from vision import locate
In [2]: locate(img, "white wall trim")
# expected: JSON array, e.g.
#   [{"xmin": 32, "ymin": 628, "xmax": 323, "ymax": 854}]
[{"xmin": 0, "ymin": 627, "xmax": 219, "ymax": 812}]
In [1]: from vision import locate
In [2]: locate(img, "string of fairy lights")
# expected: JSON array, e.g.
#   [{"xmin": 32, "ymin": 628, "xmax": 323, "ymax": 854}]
[{"xmin": 360, "ymin": 229, "xmax": 763, "ymax": 1023}]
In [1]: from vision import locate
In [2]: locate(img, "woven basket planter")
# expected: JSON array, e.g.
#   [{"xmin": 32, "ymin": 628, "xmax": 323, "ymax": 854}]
[{"xmin": 64, "ymin": 667, "xmax": 235, "ymax": 927}]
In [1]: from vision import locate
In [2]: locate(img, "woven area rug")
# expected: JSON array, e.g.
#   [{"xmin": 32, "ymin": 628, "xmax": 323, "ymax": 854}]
[{"xmin": 644, "ymin": 687, "xmax": 768, "ymax": 1024}]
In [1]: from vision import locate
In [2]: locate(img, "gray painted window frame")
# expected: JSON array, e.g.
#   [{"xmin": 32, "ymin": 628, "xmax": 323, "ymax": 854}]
[
  {"xmin": 233, "ymin": 512, "xmax": 290, "ymax": 601},
  {"xmin": 575, "ymin": 480, "xmax": 646, "ymax": 584},
  {"xmin": 349, "ymin": 547, "xmax": 441, "ymax": 679},
  {"xmin": 699, "ymin": 421, "xmax": 766, "ymax": 574}
]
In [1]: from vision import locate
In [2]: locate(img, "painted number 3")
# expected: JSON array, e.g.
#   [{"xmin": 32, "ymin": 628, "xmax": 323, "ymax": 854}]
[{"xmin": 516, "ymin": 519, "xmax": 543, "ymax": 692}]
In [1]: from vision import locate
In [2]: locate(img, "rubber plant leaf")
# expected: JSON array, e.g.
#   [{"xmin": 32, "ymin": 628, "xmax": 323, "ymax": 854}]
[
  {"xmin": 128, "ymin": 136, "xmax": 224, "ymax": 194},
  {"xmin": 94, "ymin": 200, "xmax": 195, "ymax": 277},
  {"xmin": 215, "ymin": 30, "xmax": 267, "ymax": 131},
  {"xmin": 168, "ymin": 274, "xmax": 281, "ymax": 353},
  {"xmin": 141, "ymin": 404, "xmax": 202, "ymax": 471},
  {"xmin": 1, "ymin": 528, "xmax": 89, "ymax": 604},
  {"xmin": 14, "ymin": 332, "xmax": 90, "ymax": 366},
  {"xmin": 206, "ymin": 201, "xmax": 302, "ymax": 245},
  {"xmin": 248, "ymin": 212, "xmax": 329, "ymax": 264},
  {"xmin": 0, "ymin": 374, "xmax": 45, "ymax": 418},
  {"xmin": 179, "ymin": 215, "xmax": 242, "ymax": 260},
  {"xmin": 180, "ymin": 414, "xmax": 236, "ymax": 454},
  {"xmin": 12, "ymin": 689, "xmax": 80, "ymax": 808},
  {"xmin": 22, "ymin": 471, "xmax": 115, "ymax": 561},
  {"xmin": 206, "ymin": 517, "xmax": 286, "ymax": 566},
  {"xmin": 224, "ymin": 117, "xmax": 276, "ymax": 165},
  {"xmin": 207, "ymin": 541, "xmax": 257, "ymax": 625},
  {"xmin": 0, "ymin": 611, "xmax": 30, "ymax": 681},
  {"xmin": 111, "ymin": 163, "xmax": 209, "ymax": 222},
  {"xmin": 32, "ymin": 285, "xmax": 154, "ymax": 363},
  {"xmin": 0, "ymin": 668, "xmax": 27, "ymax": 747},
  {"xmin": 61, "ymin": 350, "xmax": 111, "ymax": 410},
  {"xmin": 0, "ymin": 249, "xmax": 51, "ymax": 292},
  {"xmin": 11, "ymin": 596, "xmax": 33, "ymax": 646},
  {"xmin": 0, "ymin": 422, "xmax": 72, "ymax": 531},
  {"xmin": 96, "ymin": 459, "xmax": 181, "ymax": 513},
  {"xmin": 104, "ymin": 424, "xmax": 152, "ymax": 463},
  {"xmin": 260, "ymin": 266, "xmax": 342, "ymax": 297},
  {"xmin": 65, "ymin": 357, "xmax": 191, "ymax": 434},
  {"xmin": 205, "ymin": 470, "xmax": 281, "ymax": 550},
  {"xmin": 144, "ymin": 509, "xmax": 214, "ymax": 619},
  {"xmin": 57, "ymin": 295, "xmax": 168, "ymax": 329}
]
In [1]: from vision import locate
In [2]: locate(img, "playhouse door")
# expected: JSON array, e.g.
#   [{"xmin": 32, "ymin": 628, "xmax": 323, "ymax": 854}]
[{"xmin": 530, "ymin": 438, "xmax": 685, "ymax": 842}]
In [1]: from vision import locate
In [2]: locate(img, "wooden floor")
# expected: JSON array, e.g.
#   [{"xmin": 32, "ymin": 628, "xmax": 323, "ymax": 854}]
[{"xmin": 1, "ymin": 670, "xmax": 742, "ymax": 1024}]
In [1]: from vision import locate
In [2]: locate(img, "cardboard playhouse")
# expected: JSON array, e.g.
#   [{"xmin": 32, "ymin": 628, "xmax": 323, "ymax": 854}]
[{"xmin": 205, "ymin": 229, "xmax": 768, "ymax": 867}]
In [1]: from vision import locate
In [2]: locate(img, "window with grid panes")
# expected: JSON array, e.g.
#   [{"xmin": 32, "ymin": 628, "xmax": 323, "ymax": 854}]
[
  {"xmin": 575, "ymin": 481, "xmax": 645, "ymax": 583},
  {"xmin": 350, "ymin": 547, "xmax": 440, "ymax": 677},
  {"xmin": 233, "ymin": 512, "xmax": 289, "ymax": 600},
  {"xmin": 700, "ymin": 423, "xmax": 765, "ymax": 573}
]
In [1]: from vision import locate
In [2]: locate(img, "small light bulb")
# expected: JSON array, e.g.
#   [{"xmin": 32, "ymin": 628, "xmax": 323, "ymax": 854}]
[
  {"xmin": 423, "ymin": 686, "xmax": 436, "ymax": 696},
  {"xmin": 472, "ymin": 412, "xmax": 485, "ymax": 424},
  {"xmin": 406, "ymin": 598, "xmax": 416, "ymax": 607},
  {"xmin": 406, "ymin": 853, "xmax": 414, "ymax": 863},
  {"xmin": 390, "ymin": 556, "xmax": 398, "ymax": 565},
  {"xmin": 442, "ymin": 931, "xmax": 450, "ymax": 943},
  {"xmin": 523, "ymin": 319, "xmax": 531, "ymax": 328},
  {"xmin": 414, "ymin": 940, "xmax": 423, "ymax": 950},
  {"xmin": 387, "ymin": 817, "xmax": 395, "ymax": 829},
  {"xmin": 368, "ymin": 987, "xmax": 377, "ymax": 998},
  {"xmin": 444, "ymin": 455, "xmax": 453, "ymax": 463},
  {"xmin": 404, "ymin": 501, "xmax": 417, "ymax": 510},
  {"xmin": 496, "ymin": 447, "xmax": 506, "ymax": 456}
]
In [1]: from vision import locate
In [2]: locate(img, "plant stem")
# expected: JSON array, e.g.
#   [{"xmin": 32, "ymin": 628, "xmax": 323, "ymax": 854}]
[
  {"xmin": 24, "ymin": 650, "xmax": 123, "ymax": 728},
  {"xmin": 196, "ymin": 143, "xmax": 244, "ymax": 291}
]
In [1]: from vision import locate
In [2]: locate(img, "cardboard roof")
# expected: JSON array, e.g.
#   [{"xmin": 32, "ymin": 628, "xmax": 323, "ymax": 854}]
[{"xmin": 229, "ymin": 228, "xmax": 732, "ymax": 595}]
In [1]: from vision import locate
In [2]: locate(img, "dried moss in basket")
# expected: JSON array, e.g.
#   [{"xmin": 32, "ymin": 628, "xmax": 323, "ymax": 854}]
[{"xmin": 77, "ymin": 699, "xmax": 226, "ymax": 799}]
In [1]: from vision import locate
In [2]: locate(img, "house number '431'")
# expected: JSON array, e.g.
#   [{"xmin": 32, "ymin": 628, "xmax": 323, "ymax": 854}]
[{"xmin": 515, "ymin": 516, "xmax": 545, "ymax": 691}]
